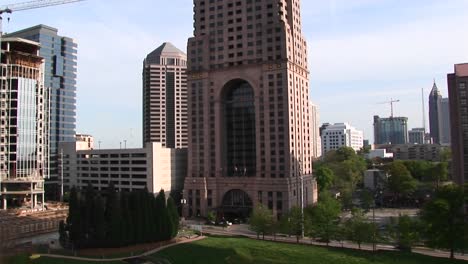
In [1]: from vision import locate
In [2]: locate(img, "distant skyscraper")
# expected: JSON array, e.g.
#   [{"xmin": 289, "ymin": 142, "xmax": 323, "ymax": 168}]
[
  {"xmin": 408, "ymin": 128, "xmax": 425, "ymax": 144},
  {"xmin": 448, "ymin": 63, "xmax": 468, "ymax": 186},
  {"xmin": 310, "ymin": 103, "xmax": 321, "ymax": 159},
  {"xmin": 6, "ymin": 25, "xmax": 77, "ymax": 196},
  {"xmin": 321, "ymin": 123, "xmax": 364, "ymax": 154},
  {"xmin": 429, "ymin": 82, "xmax": 451, "ymax": 145},
  {"xmin": 373, "ymin": 115, "xmax": 408, "ymax": 145},
  {"xmin": 142, "ymin": 42, "xmax": 187, "ymax": 148},
  {"xmin": 183, "ymin": 0, "xmax": 317, "ymax": 218},
  {"xmin": 0, "ymin": 38, "xmax": 49, "ymax": 209}
]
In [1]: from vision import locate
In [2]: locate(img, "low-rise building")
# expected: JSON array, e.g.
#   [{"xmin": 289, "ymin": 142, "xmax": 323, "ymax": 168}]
[
  {"xmin": 366, "ymin": 149, "xmax": 393, "ymax": 160},
  {"xmin": 364, "ymin": 169, "xmax": 388, "ymax": 190},
  {"xmin": 375, "ymin": 144, "xmax": 445, "ymax": 162},
  {"xmin": 60, "ymin": 141, "xmax": 187, "ymax": 195}
]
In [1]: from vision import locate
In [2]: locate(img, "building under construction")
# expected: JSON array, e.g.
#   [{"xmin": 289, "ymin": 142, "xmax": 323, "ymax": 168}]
[{"xmin": 0, "ymin": 37, "xmax": 49, "ymax": 210}]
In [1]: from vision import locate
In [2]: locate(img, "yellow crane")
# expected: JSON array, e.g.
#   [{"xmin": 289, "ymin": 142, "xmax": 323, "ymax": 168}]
[{"xmin": 0, "ymin": 0, "xmax": 85, "ymax": 35}]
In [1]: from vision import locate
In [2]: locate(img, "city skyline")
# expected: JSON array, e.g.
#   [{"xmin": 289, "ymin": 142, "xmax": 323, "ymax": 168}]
[{"xmin": 4, "ymin": 0, "xmax": 468, "ymax": 147}]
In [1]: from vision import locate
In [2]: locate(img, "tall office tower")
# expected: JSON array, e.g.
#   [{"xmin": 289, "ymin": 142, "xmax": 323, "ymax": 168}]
[
  {"xmin": 183, "ymin": 0, "xmax": 317, "ymax": 218},
  {"xmin": 448, "ymin": 63, "xmax": 468, "ymax": 186},
  {"xmin": 321, "ymin": 123, "xmax": 363, "ymax": 155},
  {"xmin": 429, "ymin": 82, "xmax": 451, "ymax": 145},
  {"xmin": 408, "ymin": 128, "xmax": 425, "ymax": 144},
  {"xmin": 6, "ymin": 25, "xmax": 77, "ymax": 196},
  {"xmin": 143, "ymin": 43, "xmax": 188, "ymax": 148},
  {"xmin": 373, "ymin": 115, "xmax": 408, "ymax": 145},
  {"xmin": 0, "ymin": 38, "xmax": 49, "ymax": 209},
  {"xmin": 310, "ymin": 103, "xmax": 321, "ymax": 159}
]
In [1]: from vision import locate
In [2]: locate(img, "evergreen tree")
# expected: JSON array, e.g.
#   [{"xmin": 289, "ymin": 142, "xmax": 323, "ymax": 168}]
[
  {"xmin": 67, "ymin": 187, "xmax": 81, "ymax": 248},
  {"xmin": 167, "ymin": 197, "xmax": 180, "ymax": 238},
  {"xmin": 93, "ymin": 195, "xmax": 106, "ymax": 247},
  {"xmin": 59, "ymin": 220, "xmax": 69, "ymax": 248}
]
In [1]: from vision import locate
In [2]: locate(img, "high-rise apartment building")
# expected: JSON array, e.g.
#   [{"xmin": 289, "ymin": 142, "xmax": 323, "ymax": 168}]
[
  {"xmin": 0, "ymin": 38, "xmax": 49, "ymax": 209},
  {"xmin": 142, "ymin": 43, "xmax": 188, "ymax": 148},
  {"xmin": 408, "ymin": 128, "xmax": 425, "ymax": 144},
  {"xmin": 6, "ymin": 25, "xmax": 77, "ymax": 196},
  {"xmin": 310, "ymin": 103, "xmax": 321, "ymax": 159},
  {"xmin": 183, "ymin": 0, "xmax": 317, "ymax": 218},
  {"xmin": 429, "ymin": 82, "xmax": 451, "ymax": 145},
  {"xmin": 321, "ymin": 123, "xmax": 363, "ymax": 154},
  {"xmin": 373, "ymin": 115, "xmax": 408, "ymax": 145},
  {"xmin": 448, "ymin": 63, "xmax": 468, "ymax": 186}
]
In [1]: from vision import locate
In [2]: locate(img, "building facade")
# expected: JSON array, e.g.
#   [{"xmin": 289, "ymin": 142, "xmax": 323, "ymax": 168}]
[
  {"xmin": 429, "ymin": 82, "xmax": 451, "ymax": 145},
  {"xmin": 183, "ymin": 0, "xmax": 317, "ymax": 218},
  {"xmin": 448, "ymin": 63, "xmax": 468, "ymax": 186},
  {"xmin": 321, "ymin": 123, "xmax": 364, "ymax": 154},
  {"xmin": 373, "ymin": 115, "xmax": 408, "ymax": 145},
  {"xmin": 142, "ymin": 43, "xmax": 188, "ymax": 148},
  {"xmin": 408, "ymin": 128, "xmax": 425, "ymax": 144},
  {"xmin": 310, "ymin": 103, "xmax": 321, "ymax": 159},
  {"xmin": 0, "ymin": 38, "xmax": 49, "ymax": 209},
  {"xmin": 375, "ymin": 144, "xmax": 445, "ymax": 162},
  {"xmin": 6, "ymin": 25, "xmax": 77, "ymax": 196},
  {"xmin": 60, "ymin": 141, "xmax": 187, "ymax": 195}
]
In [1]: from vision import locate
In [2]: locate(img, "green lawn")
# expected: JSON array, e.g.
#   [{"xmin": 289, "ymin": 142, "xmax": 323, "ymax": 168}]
[
  {"xmin": 6, "ymin": 254, "xmax": 124, "ymax": 264},
  {"xmin": 151, "ymin": 236, "xmax": 466, "ymax": 264}
]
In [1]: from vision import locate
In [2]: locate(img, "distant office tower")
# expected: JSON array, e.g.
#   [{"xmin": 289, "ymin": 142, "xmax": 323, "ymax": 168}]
[
  {"xmin": 6, "ymin": 25, "xmax": 77, "ymax": 196},
  {"xmin": 373, "ymin": 115, "xmax": 408, "ymax": 144},
  {"xmin": 142, "ymin": 42, "xmax": 188, "ymax": 148},
  {"xmin": 408, "ymin": 128, "xmax": 425, "ymax": 144},
  {"xmin": 0, "ymin": 38, "xmax": 49, "ymax": 209},
  {"xmin": 310, "ymin": 103, "xmax": 321, "ymax": 159},
  {"xmin": 429, "ymin": 82, "xmax": 451, "ymax": 145},
  {"xmin": 183, "ymin": 0, "xmax": 317, "ymax": 218},
  {"xmin": 448, "ymin": 63, "xmax": 468, "ymax": 186},
  {"xmin": 321, "ymin": 123, "xmax": 364, "ymax": 154}
]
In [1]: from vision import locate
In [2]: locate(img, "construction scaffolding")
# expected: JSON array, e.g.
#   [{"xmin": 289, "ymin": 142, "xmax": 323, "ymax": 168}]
[{"xmin": 0, "ymin": 37, "xmax": 48, "ymax": 210}]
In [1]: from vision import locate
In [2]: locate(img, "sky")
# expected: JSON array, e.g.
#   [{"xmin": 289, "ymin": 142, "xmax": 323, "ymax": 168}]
[{"xmin": 2, "ymin": 0, "xmax": 468, "ymax": 148}]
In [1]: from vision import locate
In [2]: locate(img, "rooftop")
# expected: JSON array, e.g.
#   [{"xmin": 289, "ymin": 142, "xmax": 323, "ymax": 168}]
[{"xmin": 455, "ymin": 63, "xmax": 468, "ymax": 77}]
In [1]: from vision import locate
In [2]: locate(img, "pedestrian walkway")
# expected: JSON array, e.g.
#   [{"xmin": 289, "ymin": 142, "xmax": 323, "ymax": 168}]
[{"xmin": 36, "ymin": 236, "xmax": 206, "ymax": 262}]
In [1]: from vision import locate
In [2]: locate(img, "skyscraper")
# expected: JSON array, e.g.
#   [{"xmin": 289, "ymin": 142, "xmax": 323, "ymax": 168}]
[
  {"xmin": 373, "ymin": 115, "xmax": 408, "ymax": 145},
  {"xmin": 183, "ymin": 0, "xmax": 317, "ymax": 218},
  {"xmin": 6, "ymin": 25, "xmax": 77, "ymax": 196},
  {"xmin": 310, "ymin": 103, "xmax": 321, "ymax": 159},
  {"xmin": 408, "ymin": 128, "xmax": 425, "ymax": 144},
  {"xmin": 142, "ymin": 42, "xmax": 188, "ymax": 148},
  {"xmin": 429, "ymin": 82, "xmax": 451, "ymax": 145},
  {"xmin": 0, "ymin": 38, "xmax": 49, "ymax": 209},
  {"xmin": 448, "ymin": 63, "xmax": 468, "ymax": 186}
]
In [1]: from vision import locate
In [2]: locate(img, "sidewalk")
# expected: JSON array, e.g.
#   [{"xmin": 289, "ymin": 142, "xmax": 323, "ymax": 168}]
[{"xmin": 36, "ymin": 236, "xmax": 206, "ymax": 262}]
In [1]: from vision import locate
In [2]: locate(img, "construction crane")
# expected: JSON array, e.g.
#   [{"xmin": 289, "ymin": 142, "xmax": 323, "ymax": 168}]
[
  {"xmin": 0, "ymin": 0, "xmax": 85, "ymax": 35},
  {"xmin": 378, "ymin": 98, "xmax": 400, "ymax": 118}
]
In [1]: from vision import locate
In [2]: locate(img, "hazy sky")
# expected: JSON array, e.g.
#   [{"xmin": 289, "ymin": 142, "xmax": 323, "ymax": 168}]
[{"xmin": 3, "ymin": 0, "xmax": 468, "ymax": 148}]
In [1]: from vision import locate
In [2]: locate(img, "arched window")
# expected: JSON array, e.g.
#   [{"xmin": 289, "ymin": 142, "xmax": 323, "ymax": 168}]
[{"xmin": 224, "ymin": 80, "xmax": 256, "ymax": 177}]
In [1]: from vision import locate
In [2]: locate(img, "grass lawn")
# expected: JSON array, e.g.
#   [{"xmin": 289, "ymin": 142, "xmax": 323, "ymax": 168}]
[
  {"xmin": 5, "ymin": 254, "xmax": 125, "ymax": 264},
  {"xmin": 151, "ymin": 236, "xmax": 467, "ymax": 264}
]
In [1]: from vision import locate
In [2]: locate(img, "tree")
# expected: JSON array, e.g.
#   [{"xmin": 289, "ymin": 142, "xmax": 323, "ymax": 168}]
[
  {"xmin": 345, "ymin": 208, "xmax": 375, "ymax": 249},
  {"xmin": 386, "ymin": 161, "xmax": 417, "ymax": 202},
  {"xmin": 305, "ymin": 192, "xmax": 341, "ymax": 246},
  {"xmin": 67, "ymin": 187, "xmax": 81, "ymax": 248},
  {"xmin": 93, "ymin": 195, "xmax": 106, "ymax": 247},
  {"xmin": 428, "ymin": 162, "xmax": 448, "ymax": 189},
  {"xmin": 59, "ymin": 220, "xmax": 69, "ymax": 248},
  {"xmin": 421, "ymin": 184, "xmax": 466, "ymax": 259},
  {"xmin": 249, "ymin": 204, "xmax": 274, "ymax": 240},
  {"xmin": 388, "ymin": 215, "xmax": 421, "ymax": 252},
  {"xmin": 288, "ymin": 206, "xmax": 304, "ymax": 243},
  {"xmin": 167, "ymin": 197, "xmax": 180, "ymax": 238},
  {"xmin": 359, "ymin": 189, "xmax": 374, "ymax": 213},
  {"xmin": 207, "ymin": 211, "xmax": 216, "ymax": 223},
  {"xmin": 315, "ymin": 165, "xmax": 334, "ymax": 192}
]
